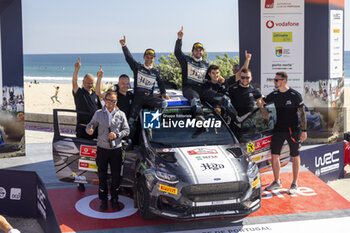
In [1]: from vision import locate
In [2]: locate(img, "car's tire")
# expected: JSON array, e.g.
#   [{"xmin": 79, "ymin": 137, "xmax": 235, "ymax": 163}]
[{"xmin": 136, "ymin": 176, "xmax": 156, "ymax": 219}]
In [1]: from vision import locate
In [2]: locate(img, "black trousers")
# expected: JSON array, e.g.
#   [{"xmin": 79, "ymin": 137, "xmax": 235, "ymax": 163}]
[
  {"xmin": 182, "ymin": 85, "xmax": 204, "ymax": 117},
  {"xmin": 96, "ymin": 147, "xmax": 123, "ymax": 201}
]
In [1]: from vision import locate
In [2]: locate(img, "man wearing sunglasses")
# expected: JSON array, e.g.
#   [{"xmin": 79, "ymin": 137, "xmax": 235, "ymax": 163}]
[
  {"xmin": 119, "ymin": 36, "xmax": 169, "ymax": 142},
  {"xmin": 175, "ymin": 26, "xmax": 209, "ymax": 120},
  {"xmin": 86, "ymin": 91, "xmax": 130, "ymax": 212},
  {"xmin": 225, "ymin": 50, "xmax": 252, "ymax": 89},
  {"xmin": 228, "ymin": 69, "xmax": 264, "ymax": 118},
  {"xmin": 261, "ymin": 72, "xmax": 307, "ymax": 195}
]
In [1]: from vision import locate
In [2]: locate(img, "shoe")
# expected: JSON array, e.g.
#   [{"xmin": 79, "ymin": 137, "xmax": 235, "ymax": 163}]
[
  {"xmin": 288, "ymin": 183, "xmax": 298, "ymax": 194},
  {"xmin": 77, "ymin": 183, "xmax": 85, "ymax": 192},
  {"xmin": 99, "ymin": 200, "xmax": 108, "ymax": 211},
  {"xmin": 265, "ymin": 180, "xmax": 282, "ymax": 191},
  {"xmin": 111, "ymin": 199, "xmax": 121, "ymax": 211}
]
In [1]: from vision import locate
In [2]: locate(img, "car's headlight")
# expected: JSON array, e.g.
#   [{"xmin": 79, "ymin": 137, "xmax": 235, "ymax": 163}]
[
  {"xmin": 247, "ymin": 161, "xmax": 259, "ymax": 179},
  {"xmin": 154, "ymin": 169, "xmax": 179, "ymax": 184}
]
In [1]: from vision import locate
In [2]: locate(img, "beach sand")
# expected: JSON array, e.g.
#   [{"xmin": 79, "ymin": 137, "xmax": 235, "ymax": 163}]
[{"xmin": 24, "ymin": 82, "xmax": 350, "ymax": 131}]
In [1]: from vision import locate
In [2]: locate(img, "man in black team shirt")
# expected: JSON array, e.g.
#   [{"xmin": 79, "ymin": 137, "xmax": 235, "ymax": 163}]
[
  {"xmin": 119, "ymin": 36, "xmax": 169, "ymax": 140},
  {"xmin": 260, "ymin": 72, "xmax": 307, "ymax": 194},
  {"xmin": 72, "ymin": 58, "xmax": 102, "ymax": 192},
  {"xmin": 96, "ymin": 72, "xmax": 133, "ymax": 119},
  {"xmin": 72, "ymin": 58, "xmax": 102, "ymax": 139},
  {"xmin": 228, "ymin": 69, "xmax": 264, "ymax": 138},
  {"xmin": 202, "ymin": 65, "xmax": 237, "ymax": 122},
  {"xmin": 228, "ymin": 68, "xmax": 263, "ymax": 118},
  {"xmin": 175, "ymin": 26, "xmax": 209, "ymax": 120},
  {"xmin": 225, "ymin": 50, "xmax": 252, "ymax": 88}
]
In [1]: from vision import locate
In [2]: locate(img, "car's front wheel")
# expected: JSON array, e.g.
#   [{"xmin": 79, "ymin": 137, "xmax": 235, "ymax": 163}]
[{"xmin": 136, "ymin": 176, "xmax": 156, "ymax": 219}]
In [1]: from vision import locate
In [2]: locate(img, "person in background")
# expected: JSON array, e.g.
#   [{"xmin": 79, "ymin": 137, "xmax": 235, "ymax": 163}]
[
  {"xmin": 86, "ymin": 91, "xmax": 130, "ymax": 211},
  {"xmin": 96, "ymin": 72, "xmax": 133, "ymax": 119},
  {"xmin": 51, "ymin": 86, "xmax": 62, "ymax": 104}
]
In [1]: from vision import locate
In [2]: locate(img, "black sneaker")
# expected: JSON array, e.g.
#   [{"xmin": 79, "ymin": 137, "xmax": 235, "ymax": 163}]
[
  {"xmin": 111, "ymin": 199, "xmax": 121, "ymax": 211},
  {"xmin": 265, "ymin": 180, "xmax": 282, "ymax": 191},
  {"xmin": 288, "ymin": 183, "xmax": 298, "ymax": 195},
  {"xmin": 99, "ymin": 200, "xmax": 108, "ymax": 212},
  {"xmin": 77, "ymin": 183, "xmax": 85, "ymax": 192}
]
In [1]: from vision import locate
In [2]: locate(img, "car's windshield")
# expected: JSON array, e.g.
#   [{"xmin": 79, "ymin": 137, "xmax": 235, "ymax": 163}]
[{"xmin": 142, "ymin": 107, "xmax": 237, "ymax": 148}]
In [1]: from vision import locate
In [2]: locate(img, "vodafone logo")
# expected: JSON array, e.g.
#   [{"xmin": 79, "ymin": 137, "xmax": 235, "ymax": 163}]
[
  {"xmin": 266, "ymin": 20, "xmax": 274, "ymax": 29},
  {"xmin": 266, "ymin": 20, "xmax": 299, "ymax": 29}
]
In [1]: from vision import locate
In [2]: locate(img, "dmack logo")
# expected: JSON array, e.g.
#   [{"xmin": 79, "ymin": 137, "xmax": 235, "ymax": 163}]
[{"xmin": 315, "ymin": 150, "xmax": 339, "ymax": 168}]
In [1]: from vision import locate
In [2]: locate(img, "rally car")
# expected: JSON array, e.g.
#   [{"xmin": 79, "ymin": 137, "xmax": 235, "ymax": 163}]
[{"xmin": 52, "ymin": 90, "xmax": 290, "ymax": 219}]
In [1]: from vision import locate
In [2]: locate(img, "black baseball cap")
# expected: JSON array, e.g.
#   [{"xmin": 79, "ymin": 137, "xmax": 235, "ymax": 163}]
[
  {"xmin": 192, "ymin": 42, "xmax": 204, "ymax": 51},
  {"xmin": 144, "ymin": 48, "xmax": 156, "ymax": 57}
]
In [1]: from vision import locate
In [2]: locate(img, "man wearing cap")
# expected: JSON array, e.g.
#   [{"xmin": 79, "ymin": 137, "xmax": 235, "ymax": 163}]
[
  {"xmin": 119, "ymin": 36, "xmax": 169, "ymax": 141},
  {"xmin": 174, "ymin": 26, "xmax": 209, "ymax": 120}
]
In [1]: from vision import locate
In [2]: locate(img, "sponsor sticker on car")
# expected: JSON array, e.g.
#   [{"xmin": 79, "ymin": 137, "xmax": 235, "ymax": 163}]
[
  {"xmin": 252, "ymin": 177, "xmax": 260, "ymax": 189},
  {"xmin": 188, "ymin": 148, "xmax": 218, "ymax": 155},
  {"xmin": 159, "ymin": 184, "xmax": 178, "ymax": 195},
  {"xmin": 79, "ymin": 160, "xmax": 98, "ymax": 172},
  {"xmin": 80, "ymin": 145, "xmax": 97, "ymax": 158}
]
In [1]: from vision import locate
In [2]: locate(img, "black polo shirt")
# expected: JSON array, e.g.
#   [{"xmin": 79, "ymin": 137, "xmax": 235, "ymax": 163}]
[
  {"xmin": 73, "ymin": 87, "xmax": 102, "ymax": 125},
  {"xmin": 264, "ymin": 88, "xmax": 303, "ymax": 131},
  {"xmin": 228, "ymin": 83, "xmax": 262, "ymax": 117},
  {"xmin": 117, "ymin": 91, "xmax": 133, "ymax": 119}
]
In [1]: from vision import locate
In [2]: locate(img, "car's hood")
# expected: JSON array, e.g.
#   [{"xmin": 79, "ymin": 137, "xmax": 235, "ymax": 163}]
[{"xmin": 173, "ymin": 145, "xmax": 245, "ymax": 184}]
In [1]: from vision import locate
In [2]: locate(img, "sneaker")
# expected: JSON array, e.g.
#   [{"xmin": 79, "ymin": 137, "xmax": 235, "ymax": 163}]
[
  {"xmin": 265, "ymin": 180, "xmax": 282, "ymax": 191},
  {"xmin": 111, "ymin": 199, "xmax": 121, "ymax": 211},
  {"xmin": 288, "ymin": 183, "xmax": 298, "ymax": 194},
  {"xmin": 195, "ymin": 115, "xmax": 205, "ymax": 122},
  {"xmin": 99, "ymin": 200, "xmax": 108, "ymax": 212},
  {"xmin": 77, "ymin": 183, "xmax": 85, "ymax": 192}
]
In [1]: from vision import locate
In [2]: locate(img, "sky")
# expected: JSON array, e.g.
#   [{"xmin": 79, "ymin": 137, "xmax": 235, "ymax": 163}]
[{"xmin": 22, "ymin": 0, "xmax": 349, "ymax": 54}]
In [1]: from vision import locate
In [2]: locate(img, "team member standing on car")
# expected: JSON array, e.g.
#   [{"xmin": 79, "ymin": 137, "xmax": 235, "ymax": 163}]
[
  {"xmin": 72, "ymin": 58, "xmax": 102, "ymax": 139},
  {"xmin": 174, "ymin": 26, "xmax": 209, "ymax": 120},
  {"xmin": 119, "ymin": 36, "xmax": 169, "ymax": 140},
  {"xmin": 260, "ymin": 72, "xmax": 307, "ymax": 194},
  {"xmin": 86, "ymin": 91, "xmax": 130, "ymax": 211}
]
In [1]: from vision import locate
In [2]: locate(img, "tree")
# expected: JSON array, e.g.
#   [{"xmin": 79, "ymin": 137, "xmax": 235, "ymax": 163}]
[{"xmin": 155, "ymin": 52, "xmax": 239, "ymax": 90}]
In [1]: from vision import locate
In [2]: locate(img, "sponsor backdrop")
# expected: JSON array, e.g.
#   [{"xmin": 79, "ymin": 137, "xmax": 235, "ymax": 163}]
[
  {"xmin": 0, "ymin": 0, "xmax": 25, "ymax": 157},
  {"xmin": 0, "ymin": 170, "xmax": 61, "ymax": 233},
  {"xmin": 260, "ymin": 0, "xmax": 305, "ymax": 95},
  {"xmin": 300, "ymin": 141, "xmax": 344, "ymax": 182},
  {"xmin": 239, "ymin": 0, "xmax": 345, "ymax": 145}
]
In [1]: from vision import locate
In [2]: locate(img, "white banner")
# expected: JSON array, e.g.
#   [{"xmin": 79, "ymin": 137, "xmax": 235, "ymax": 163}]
[
  {"xmin": 260, "ymin": 0, "xmax": 304, "ymax": 96},
  {"xmin": 330, "ymin": 10, "xmax": 343, "ymax": 79}
]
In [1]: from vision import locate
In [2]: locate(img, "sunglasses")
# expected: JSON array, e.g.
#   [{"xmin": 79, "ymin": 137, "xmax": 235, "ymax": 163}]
[
  {"xmin": 105, "ymin": 99, "xmax": 116, "ymax": 103},
  {"xmin": 241, "ymin": 76, "xmax": 251, "ymax": 80},
  {"xmin": 274, "ymin": 78, "xmax": 284, "ymax": 82}
]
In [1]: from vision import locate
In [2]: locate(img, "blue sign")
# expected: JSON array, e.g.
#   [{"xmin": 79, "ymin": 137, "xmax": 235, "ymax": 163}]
[
  {"xmin": 143, "ymin": 110, "xmax": 161, "ymax": 129},
  {"xmin": 300, "ymin": 142, "xmax": 344, "ymax": 182}
]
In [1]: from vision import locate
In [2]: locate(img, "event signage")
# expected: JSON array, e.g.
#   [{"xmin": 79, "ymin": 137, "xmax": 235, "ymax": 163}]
[
  {"xmin": 300, "ymin": 142, "xmax": 344, "ymax": 182},
  {"xmin": 330, "ymin": 10, "xmax": 343, "ymax": 79},
  {"xmin": 260, "ymin": 0, "xmax": 304, "ymax": 95}
]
